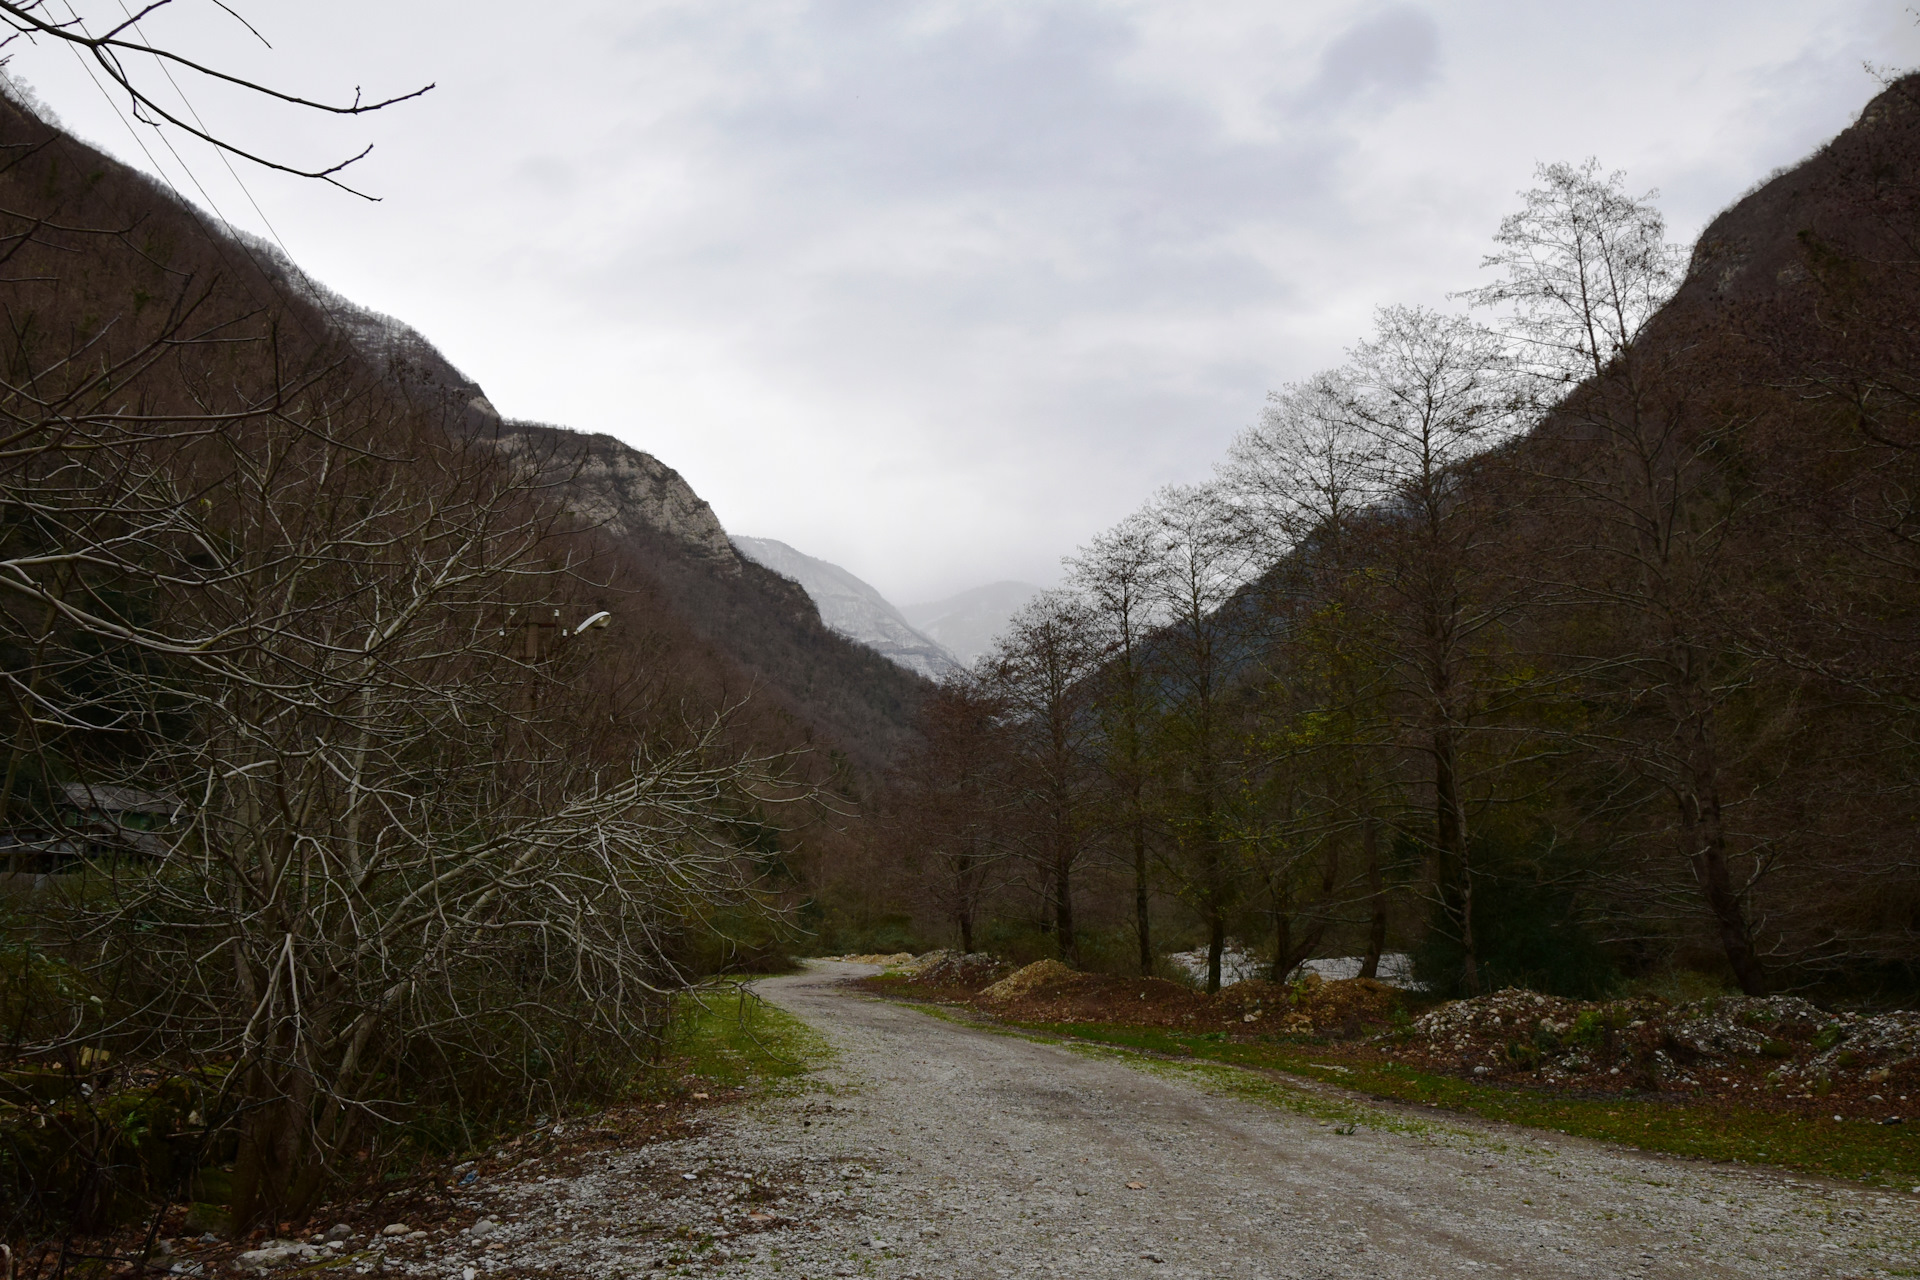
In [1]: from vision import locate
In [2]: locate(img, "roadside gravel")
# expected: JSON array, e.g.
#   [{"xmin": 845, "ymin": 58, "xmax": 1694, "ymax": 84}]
[{"xmin": 345, "ymin": 961, "xmax": 1920, "ymax": 1280}]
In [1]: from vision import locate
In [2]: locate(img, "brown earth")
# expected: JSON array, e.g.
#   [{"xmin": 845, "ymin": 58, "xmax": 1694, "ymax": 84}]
[{"xmin": 899, "ymin": 961, "xmax": 1400, "ymax": 1035}]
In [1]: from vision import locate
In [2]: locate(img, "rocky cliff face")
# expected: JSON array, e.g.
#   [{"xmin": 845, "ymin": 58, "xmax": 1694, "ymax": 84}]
[
  {"xmin": 733, "ymin": 537, "xmax": 960, "ymax": 680},
  {"xmin": 492, "ymin": 421, "xmax": 740, "ymax": 565}
]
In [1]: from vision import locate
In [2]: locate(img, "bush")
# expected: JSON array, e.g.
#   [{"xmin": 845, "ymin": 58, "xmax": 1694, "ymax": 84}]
[
  {"xmin": 1414, "ymin": 834, "xmax": 1617, "ymax": 998},
  {"xmin": 801, "ymin": 906, "xmax": 924, "ymax": 958}
]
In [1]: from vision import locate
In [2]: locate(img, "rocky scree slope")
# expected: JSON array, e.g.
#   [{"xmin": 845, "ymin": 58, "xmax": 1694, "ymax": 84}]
[{"xmin": 733, "ymin": 536, "xmax": 960, "ymax": 681}]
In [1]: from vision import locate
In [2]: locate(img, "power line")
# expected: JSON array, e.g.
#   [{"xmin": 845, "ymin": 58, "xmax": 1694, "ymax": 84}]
[
  {"xmin": 50, "ymin": 0, "xmax": 355, "ymax": 345},
  {"xmin": 109, "ymin": 0, "xmax": 334, "ymax": 318}
]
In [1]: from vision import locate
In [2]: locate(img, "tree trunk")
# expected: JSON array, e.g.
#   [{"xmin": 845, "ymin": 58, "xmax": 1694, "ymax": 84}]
[
  {"xmin": 1206, "ymin": 913, "xmax": 1226, "ymax": 994},
  {"xmin": 1132, "ymin": 815, "xmax": 1152, "ymax": 976},
  {"xmin": 231, "ymin": 1066, "xmax": 323, "ymax": 1228},
  {"xmin": 1359, "ymin": 814, "xmax": 1388, "ymax": 979},
  {"xmin": 1271, "ymin": 900, "xmax": 1293, "ymax": 985},
  {"xmin": 1054, "ymin": 848, "xmax": 1078, "ymax": 966},
  {"xmin": 1677, "ymin": 745, "xmax": 1766, "ymax": 994},
  {"xmin": 1657, "ymin": 637, "xmax": 1766, "ymax": 994},
  {"xmin": 1433, "ymin": 725, "xmax": 1477, "ymax": 992}
]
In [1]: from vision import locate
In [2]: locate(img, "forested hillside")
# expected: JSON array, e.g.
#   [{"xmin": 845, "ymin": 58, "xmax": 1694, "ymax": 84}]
[
  {"xmin": 882, "ymin": 75, "xmax": 1920, "ymax": 1004},
  {"xmin": 0, "ymin": 82, "xmax": 916, "ymax": 1233}
]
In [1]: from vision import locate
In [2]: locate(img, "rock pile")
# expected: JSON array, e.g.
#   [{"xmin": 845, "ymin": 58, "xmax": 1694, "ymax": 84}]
[
  {"xmin": 1391, "ymin": 988, "xmax": 1920, "ymax": 1111},
  {"xmin": 907, "ymin": 951, "xmax": 1006, "ymax": 987}
]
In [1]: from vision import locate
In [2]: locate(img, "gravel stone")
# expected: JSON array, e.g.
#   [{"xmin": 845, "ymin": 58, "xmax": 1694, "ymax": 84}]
[{"xmin": 346, "ymin": 962, "xmax": 1920, "ymax": 1278}]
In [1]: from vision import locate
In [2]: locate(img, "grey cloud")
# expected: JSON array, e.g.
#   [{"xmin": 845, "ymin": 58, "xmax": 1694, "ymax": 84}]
[
  {"xmin": 1295, "ymin": 5, "xmax": 1441, "ymax": 114},
  {"xmin": 510, "ymin": 154, "xmax": 578, "ymax": 197},
  {"xmin": 587, "ymin": 3, "xmax": 1346, "ymax": 340},
  {"xmin": 28, "ymin": 0, "xmax": 1892, "ymax": 603}
]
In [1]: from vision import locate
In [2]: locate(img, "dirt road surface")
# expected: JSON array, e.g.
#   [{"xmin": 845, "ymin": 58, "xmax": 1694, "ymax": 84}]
[{"xmin": 409, "ymin": 962, "xmax": 1920, "ymax": 1280}]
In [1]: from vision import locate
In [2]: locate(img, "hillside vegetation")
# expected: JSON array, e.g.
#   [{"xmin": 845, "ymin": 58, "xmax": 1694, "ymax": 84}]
[
  {"xmin": 875, "ymin": 76, "xmax": 1920, "ymax": 1009},
  {"xmin": 0, "ymin": 86, "xmax": 917, "ymax": 1240}
]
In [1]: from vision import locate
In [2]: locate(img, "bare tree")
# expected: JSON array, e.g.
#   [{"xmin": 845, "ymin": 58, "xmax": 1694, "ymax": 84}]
[
  {"xmin": 981, "ymin": 590, "xmax": 1100, "ymax": 965},
  {"xmin": 1144, "ymin": 482, "xmax": 1256, "ymax": 992},
  {"xmin": 1462, "ymin": 162, "xmax": 1771, "ymax": 993},
  {"xmin": 1336, "ymin": 305, "xmax": 1521, "ymax": 992},
  {"xmin": 3, "ymin": 375, "xmax": 790, "ymax": 1222},
  {"xmin": 894, "ymin": 674, "xmax": 1012, "ymax": 954},
  {"xmin": 1065, "ymin": 513, "xmax": 1162, "ymax": 975},
  {"xmin": 1223, "ymin": 373, "xmax": 1399, "ymax": 977}
]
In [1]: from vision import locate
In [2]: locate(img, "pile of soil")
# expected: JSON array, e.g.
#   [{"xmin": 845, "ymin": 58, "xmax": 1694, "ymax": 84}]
[
  {"xmin": 1288, "ymin": 973, "xmax": 1403, "ymax": 1033},
  {"xmin": 980, "ymin": 959, "xmax": 1081, "ymax": 1002},
  {"xmin": 908, "ymin": 951, "xmax": 1007, "ymax": 987},
  {"xmin": 1384, "ymin": 989, "xmax": 1919, "ymax": 1122}
]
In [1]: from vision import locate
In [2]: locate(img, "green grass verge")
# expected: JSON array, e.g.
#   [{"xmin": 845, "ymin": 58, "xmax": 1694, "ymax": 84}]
[
  {"xmin": 672, "ymin": 986, "xmax": 832, "ymax": 1094},
  {"xmin": 1063, "ymin": 1040, "xmax": 1444, "ymax": 1138},
  {"xmin": 978, "ymin": 1014, "xmax": 1920, "ymax": 1189}
]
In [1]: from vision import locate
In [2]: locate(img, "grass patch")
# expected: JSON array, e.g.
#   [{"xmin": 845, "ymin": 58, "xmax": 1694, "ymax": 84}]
[
  {"xmin": 1062, "ymin": 1040, "xmax": 1434, "ymax": 1138},
  {"xmin": 672, "ymin": 985, "xmax": 832, "ymax": 1094},
  {"xmin": 998, "ymin": 1016, "xmax": 1920, "ymax": 1189}
]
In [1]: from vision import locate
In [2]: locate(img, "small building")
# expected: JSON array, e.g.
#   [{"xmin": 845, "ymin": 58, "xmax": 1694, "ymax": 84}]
[{"xmin": 59, "ymin": 782, "xmax": 184, "ymax": 831}]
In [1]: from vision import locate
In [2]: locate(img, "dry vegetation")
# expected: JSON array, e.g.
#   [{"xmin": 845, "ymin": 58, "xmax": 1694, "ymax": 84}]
[{"xmin": 0, "ymin": 69, "xmax": 835, "ymax": 1254}]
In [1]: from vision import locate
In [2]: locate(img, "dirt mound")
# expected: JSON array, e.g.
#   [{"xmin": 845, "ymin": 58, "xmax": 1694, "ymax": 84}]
[
  {"xmin": 1289, "ymin": 974, "xmax": 1402, "ymax": 1032},
  {"xmin": 909, "ymin": 951, "xmax": 1006, "ymax": 989},
  {"xmin": 976, "ymin": 974, "xmax": 1205, "ymax": 1026},
  {"xmin": 980, "ymin": 959, "xmax": 1083, "ymax": 1002},
  {"xmin": 941, "ymin": 968, "xmax": 1406, "ymax": 1037}
]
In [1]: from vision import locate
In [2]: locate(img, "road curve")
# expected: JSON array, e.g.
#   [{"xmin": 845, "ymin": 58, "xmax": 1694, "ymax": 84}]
[
  {"xmin": 454, "ymin": 962, "xmax": 1919, "ymax": 1279},
  {"xmin": 737, "ymin": 962, "xmax": 1917, "ymax": 1279}
]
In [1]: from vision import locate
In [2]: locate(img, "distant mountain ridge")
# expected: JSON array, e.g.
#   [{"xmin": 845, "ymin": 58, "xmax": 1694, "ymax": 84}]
[
  {"xmin": 468, "ymin": 421, "xmax": 930, "ymax": 767},
  {"xmin": 732, "ymin": 538, "xmax": 961, "ymax": 681},
  {"xmin": 902, "ymin": 581, "xmax": 1044, "ymax": 665}
]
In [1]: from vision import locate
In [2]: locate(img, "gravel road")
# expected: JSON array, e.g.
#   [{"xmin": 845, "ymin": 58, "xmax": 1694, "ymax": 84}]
[{"xmin": 392, "ymin": 962, "xmax": 1920, "ymax": 1280}]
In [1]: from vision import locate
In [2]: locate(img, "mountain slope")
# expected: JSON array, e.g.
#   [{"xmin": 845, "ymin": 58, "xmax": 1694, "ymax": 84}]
[
  {"xmin": 1187, "ymin": 73, "xmax": 1920, "ymax": 987},
  {"xmin": 733, "ymin": 537, "xmax": 960, "ymax": 680},
  {"xmin": 0, "ymin": 89, "xmax": 926, "ymax": 776},
  {"xmin": 481, "ymin": 421, "xmax": 932, "ymax": 770},
  {"xmin": 901, "ymin": 581, "xmax": 1043, "ymax": 665}
]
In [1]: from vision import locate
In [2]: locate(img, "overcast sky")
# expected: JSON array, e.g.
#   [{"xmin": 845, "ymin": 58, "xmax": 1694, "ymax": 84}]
[{"xmin": 12, "ymin": 2, "xmax": 1920, "ymax": 603}]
